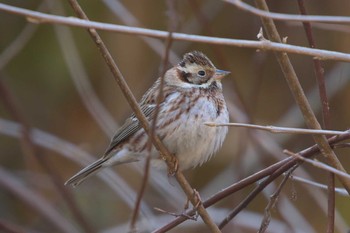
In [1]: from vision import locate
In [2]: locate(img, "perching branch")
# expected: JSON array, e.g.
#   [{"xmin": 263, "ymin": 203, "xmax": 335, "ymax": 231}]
[
  {"xmin": 129, "ymin": 0, "xmax": 176, "ymax": 230},
  {"xmin": 67, "ymin": 0, "xmax": 221, "ymax": 232}
]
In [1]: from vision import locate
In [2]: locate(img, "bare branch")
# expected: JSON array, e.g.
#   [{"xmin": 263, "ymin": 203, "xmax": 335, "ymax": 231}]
[
  {"xmin": 156, "ymin": 130, "xmax": 350, "ymax": 231},
  {"xmin": 1, "ymin": 3, "xmax": 350, "ymax": 62},
  {"xmin": 130, "ymin": 0, "xmax": 176, "ymax": 229},
  {"xmin": 67, "ymin": 0, "xmax": 220, "ymax": 232},
  {"xmin": 254, "ymin": 0, "xmax": 350, "ymax": 195},
  {"xmin": 290, "ymin": 175, "xmax": 348, "ymax": 196},
  {"xmin": 258, "ymin": 167, "xmax": 295, "ymax": 233},
  {"xmin": 296, "ymin": 1, "xmax": 334, "ymax": 231},
  {"xmin": 224, "ymin": 0, "xmax": 350, "ymax": 24},
  {"xmin": 284, "ymin": 150, "xmax": 350, "ymax": 181},
  {"xmin": 205, "ymin": 122, "xmax": 347, "ymax": 135}
]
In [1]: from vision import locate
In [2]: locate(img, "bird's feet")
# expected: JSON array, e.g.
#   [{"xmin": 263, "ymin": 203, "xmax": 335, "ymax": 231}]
[
  {"xmin": 184, "ymin": 189, "xmax": 202, "ymax": 210},
  {"xmin": 154, "ymin": 189, "xmax": 202, "ymax": 221},
  {"xmin": 167, "ymin": 155, "xmax": 179, "ymax": 176}
]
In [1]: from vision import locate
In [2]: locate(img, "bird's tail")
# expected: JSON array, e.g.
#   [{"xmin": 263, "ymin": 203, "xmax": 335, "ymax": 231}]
[{"xmin": 65, "ymin": 158, "xmax": 106, "ymax": 187}]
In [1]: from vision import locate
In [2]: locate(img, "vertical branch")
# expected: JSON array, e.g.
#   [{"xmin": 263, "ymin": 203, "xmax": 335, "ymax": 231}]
[
  {"xmin": 296, "ymin": 1, "xmax": 334, "ymax": 231},
  {"xmin": 129, "ymin": 1, "xmax": 176, "ymax": 231},
  {"xmin": 258, "ymin": 166, "xmax": 296, "ymax": 233},
  {"xmin": 296, "ymin": 0, "xmax": 330, "ymax": 128},
  {"xmin": 327, "ymin": 174, "xmax": 335, "ymax": 233},
  {"xmin": 254, "ymin": 0, "xmax": 350, "ymax": 195}
]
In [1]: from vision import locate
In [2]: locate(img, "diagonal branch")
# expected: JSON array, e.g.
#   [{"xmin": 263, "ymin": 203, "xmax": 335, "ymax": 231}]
[
  {"xmin": 254, "ymin": 0, "xmax": 350, "ymax": 195},
  {"xmin": 67, "ymin": 0, "xmax": 220, "ymax": 232},
  {"xmin": 155, "ymin": 131, "xmax": 350, "ymax": 232}
]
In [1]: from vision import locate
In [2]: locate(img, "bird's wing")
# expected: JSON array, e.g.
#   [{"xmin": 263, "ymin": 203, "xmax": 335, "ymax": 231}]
[{"xmin": 103, "ymin": 103, "xmax": 157, "ymax": 156}]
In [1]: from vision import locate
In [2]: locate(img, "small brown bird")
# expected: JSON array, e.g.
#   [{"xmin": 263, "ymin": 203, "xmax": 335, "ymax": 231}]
[{"xmin": 65, "ymin": 51, "xmax": 230, "ymax": 187}]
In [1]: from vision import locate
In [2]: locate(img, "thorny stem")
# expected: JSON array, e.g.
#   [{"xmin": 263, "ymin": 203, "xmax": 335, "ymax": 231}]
[{"xmin": 67, "ymin": 0, "xmax": 221, "ymax": 232}]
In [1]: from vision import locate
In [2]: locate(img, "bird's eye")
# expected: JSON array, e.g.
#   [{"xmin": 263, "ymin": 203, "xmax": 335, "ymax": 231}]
[{"xmin": 198, "ymin": 70, "xmax": 206, "ymax": 76}]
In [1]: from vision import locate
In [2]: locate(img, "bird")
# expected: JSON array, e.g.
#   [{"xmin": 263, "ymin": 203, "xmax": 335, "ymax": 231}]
[{"xmin": 65, "ymin": 51, "xmax": 230, "ymax": 187}]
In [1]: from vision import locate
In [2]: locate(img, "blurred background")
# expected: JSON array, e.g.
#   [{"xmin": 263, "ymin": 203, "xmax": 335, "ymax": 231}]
[{"xmin": 1, "ymin": 0, "xmax": 350, "ymax": 232}]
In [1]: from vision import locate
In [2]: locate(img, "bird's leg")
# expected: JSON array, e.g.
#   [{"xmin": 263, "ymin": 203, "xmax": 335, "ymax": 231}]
[
  {"xmin": 154, "ymin": 207, "xmax": 198, "ymax": 221},
  {"xmin": 184, "ymin": 189, "xmax": 202, "ymax": 210},
  {"xmin": 182, "ymin": 189, "xmax": 201, "ymax": 220},
  {"xmin": 192, "ymin": 189, "xmax": 202, "ymax": 209},
  {"xmin": 167, "ymin": 154, "xmax": 179, "ymax": 176},
  {"xmin": 155, "ymin": 188, "xmax": 201, "ymax": 221}
]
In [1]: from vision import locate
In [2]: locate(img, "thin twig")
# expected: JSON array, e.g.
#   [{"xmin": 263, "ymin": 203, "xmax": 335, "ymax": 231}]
[
  {"xmin": 155, "ymin": 131, "xmax": 350, "ymax": 232},
  {"xmin": 284, "ymin": 150, "xmax": 350, "ymax": 181},
  {"xmin": 254, "ymin": 0, "xmax": 350, "ymax": 195},
  {"xmin": 205, "ymin": 122, "xmax": 347, "ymax": 135},
  {"xmin": 224, "ymin": 0, "xmax": 350, "ymax": 24},
  {"xmin": 217, "ymin": 159, "xmax": 301, "ymax": 229},
  {"xmin": 101, "ymin": 0, "xmax": 179, "ymax": 65},
  {"xmin": 129, "ymin": 1, "xmax": 176, "ymax": 230},
  {"xmin": 296, "ymin": 1, "xmax": 334, "ymax": 231},
  {"xmin": 154, "ymin": 207, "xmax": 198, "ymax": 221},
  {"xmin": 327, "ymin": 171, "xmax": 336, "ymax": 233},
  {"xmin": 2, "ymin": 3, "xmax": 350, "ymax": 62},
  {"xmin": 288, "ymin": 22, "xmax": 350, "ymax": 33},
  {"xmin": 296, "ymin": 0, "xmax": 330, "ymax": 129},
  {"xmin": 290, "ymin": 175, "xmax": 348, "ymax": 196},
  {"xmin": 67, "ymin": 1, "xmax": 220, "ymax": 232},
  {"xmin": 258, "ymin": 166, "xmax": 296, "ymax": 233}
]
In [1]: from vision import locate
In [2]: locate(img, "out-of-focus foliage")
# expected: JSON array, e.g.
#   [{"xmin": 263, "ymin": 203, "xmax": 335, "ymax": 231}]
[{"xmin": 0, "ymin": 1, "xmax": 350, "ymax": 232}]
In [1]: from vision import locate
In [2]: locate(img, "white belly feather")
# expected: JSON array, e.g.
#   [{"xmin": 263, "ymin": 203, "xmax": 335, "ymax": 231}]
[{"xmin": 152, "ymin": 94, "xmax": 229, "ymax": 170}]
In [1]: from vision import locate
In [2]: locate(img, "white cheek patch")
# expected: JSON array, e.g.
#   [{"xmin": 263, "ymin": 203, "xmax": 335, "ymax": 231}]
[{"xmin": 178, "ymin": 64, "xmax": 199, "ymax": 74}]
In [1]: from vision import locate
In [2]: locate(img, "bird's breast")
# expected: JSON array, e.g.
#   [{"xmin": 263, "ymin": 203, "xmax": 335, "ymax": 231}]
[{"xmin": 155, "ymin": 91, "xmax": 229, "ymax": 170}]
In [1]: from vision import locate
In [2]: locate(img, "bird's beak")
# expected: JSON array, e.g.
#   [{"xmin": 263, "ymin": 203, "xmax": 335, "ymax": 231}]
[{"xmin": 214, "ymin": 69, "xmax": 231, "ymax": 81}]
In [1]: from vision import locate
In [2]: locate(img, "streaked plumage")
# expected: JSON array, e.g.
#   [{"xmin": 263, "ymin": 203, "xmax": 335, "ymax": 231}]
[{"xmin": 65, "ymin": 51, "xmax": 230, "ymax": 187}]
